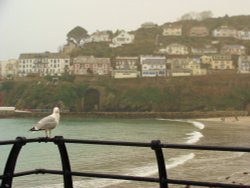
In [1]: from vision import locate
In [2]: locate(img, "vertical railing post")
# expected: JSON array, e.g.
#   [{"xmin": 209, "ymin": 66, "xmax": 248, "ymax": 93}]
[
  {"xmin": 53, "ymin": 136, "xmax": 73, "ymax": 188},
  {"xmin": 1, "ymin": 137, "xmax": 26, "ymax": 188},
  {"xmin": 151, "ymin": 140, "xmax": 168, "ymax": 188}
]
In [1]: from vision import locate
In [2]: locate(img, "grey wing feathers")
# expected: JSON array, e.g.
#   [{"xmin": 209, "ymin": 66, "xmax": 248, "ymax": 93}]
[{"xmin": 35, "ymin": 115, "xmax": 57, "ymax": 130}]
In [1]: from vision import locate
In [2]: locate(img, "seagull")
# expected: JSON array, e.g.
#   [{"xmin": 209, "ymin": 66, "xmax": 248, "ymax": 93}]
[{"xmin": 29, "ymin": 107, "xmax": 60, "ymax": 138}]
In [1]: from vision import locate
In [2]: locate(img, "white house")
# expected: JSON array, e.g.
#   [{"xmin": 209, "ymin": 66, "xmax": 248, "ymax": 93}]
[
  {"xmin": 18, "ymin": 52, "xmax": 70, "ymax": 77},
  {"xmin": 112, "ymin": 57, "xmax": 139, "ymax": 79},
  {"xmin": 212, "ymin": 25, "xmax": 237, "ymax": 38},
  {"xmin": 109, "ymin": 30, "xmax": 134, "ymax": 48},
  {"xmin": 238, "ymin": 56, "xmax": 250, "ymax": 73},
  {"xmin": 159, "ymin": 43, "xmax": 189, "ymax": 55},
  {"xmin": 140, "ymin": 56, "xmax": 166, "ymax": 77},
  {"xmin": 162, "ymin": 24, "xmax": 182, "ymax": 36},
  {"xmin": 237, "ymin": 28, "xmax": 250, "ymax": 40},
  {"xmin": 86, "ymin": 30, "xmax": 111, "ymax": 43}
]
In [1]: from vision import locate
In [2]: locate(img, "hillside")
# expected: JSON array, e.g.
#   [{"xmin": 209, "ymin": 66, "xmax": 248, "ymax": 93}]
[
  {"xmin": 69, "ymin": 15, "xmax": 250, "ymax": 57},
  {"xmin": 1, "ymin": 74, "xmax": 250, "ymax": 113}
]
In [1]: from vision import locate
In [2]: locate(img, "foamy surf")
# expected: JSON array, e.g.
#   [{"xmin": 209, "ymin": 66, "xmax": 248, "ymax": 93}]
[
  {"xmin": 185, "ymin": 131, "xmax": 204, "ymax": 144},
  {"xmin": 156, "ymin": 118, "xmax": 205, "ymax": 130},
  {"xmin": 167, "ymin": 153, "xmax": 195, "ymax": 169},
  {"xmin": 30, "ymin": 153, "xmax": 195, "ymax": 188},
  {"xmin": 190, "ymin": 121, "xmax": 205, "ymax": 130}
]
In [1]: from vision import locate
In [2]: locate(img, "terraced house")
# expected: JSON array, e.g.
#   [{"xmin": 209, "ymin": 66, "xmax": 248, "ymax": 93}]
[
  {"xmin": 140, "ymin": 56, "xmax": 166, "ymax": 77},
  {"xmin": 112, "ymin": 57, "xmax": 139, "ymax": 79},
  {"xmin": 238, "ymin": 56, "xmax": 250, "ymax": 73},
  {"xmin": 167, "ymin": 58, "xmax": 192, "ymax": 77},
  {"xmin": 18, "ymin": 52, "xmax": 70, "ymax": 77},
  {"xmin": 201, "ymin": 55, "xmax": 235, "ymax": 73},
  {"xmin": 73, "ymin": 56, "xmax": 111, "ymax": 75}
]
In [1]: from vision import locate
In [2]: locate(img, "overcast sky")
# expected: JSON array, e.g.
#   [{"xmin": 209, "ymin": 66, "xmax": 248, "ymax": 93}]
[{"xmin": 1, "ymin": 0, "xmax": 250, "ymax": 60}]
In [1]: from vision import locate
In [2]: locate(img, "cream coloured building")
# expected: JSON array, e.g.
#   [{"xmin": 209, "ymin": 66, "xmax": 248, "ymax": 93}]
[
  {"xmin": 212, "ymin": 25, "xmax": 237, "ymax": 38},
  {"xmin": 160, "ymin": 43, "xmax": 189, "ymax": 55},
  {"xmin": 162, "ymin": 24, "xmax": 182, "ymax": 36},
  {"xmin": 201, "ymin": 55, "xmax": 234, "ymax": 70},
  {"xmin": 238, "ymin": 56, "xmax": 250, "ymax": 73},
  {"xmin": 19, "ymin": 52, "xmax": 70, "ymax": 76},
  {"xmin": 186, "ymin": 58, "xmax": 207, "ymax": 76}
]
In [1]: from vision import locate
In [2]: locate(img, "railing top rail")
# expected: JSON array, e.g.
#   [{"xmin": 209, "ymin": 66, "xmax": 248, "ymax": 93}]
[
  {"xmin": 1, "ymin": 137, "xmax": 250, "ymax": 152},
  {"xmin": 1, "ymin": 137, "xmax": 250, "ymax": 188}
]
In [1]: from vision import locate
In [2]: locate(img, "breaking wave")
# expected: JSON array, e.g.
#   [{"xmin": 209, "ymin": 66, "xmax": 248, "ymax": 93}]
[
  {"xmin": 185, "ymin": 131, "xmax": 204, "ymax": 144},
  {"xmin": 31, "ymin": 153, "xmax": 195, "ymax": 188}
]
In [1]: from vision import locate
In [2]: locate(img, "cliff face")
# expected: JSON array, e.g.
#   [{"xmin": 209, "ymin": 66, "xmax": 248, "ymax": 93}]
[{"xmin": 1, "ymin": 74, "xmax": 250, "ymax": 112}]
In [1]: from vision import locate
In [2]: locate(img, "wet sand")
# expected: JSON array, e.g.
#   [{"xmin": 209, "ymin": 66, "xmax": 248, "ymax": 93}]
[
  {"xmin": 105, "ymin": 116, "xmax": 250, "ymax": 188},
  {"xmin": 185, "ymin": 116, "xmax": 250, "ymax": 187}
]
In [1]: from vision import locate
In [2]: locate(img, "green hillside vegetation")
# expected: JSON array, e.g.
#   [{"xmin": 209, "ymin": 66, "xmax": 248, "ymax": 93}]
[
  {"xmin": 69, "ymin": 15, "xmax": 250, "ymax": 57},
  {"xmin": 1, "ymin": 74, "xmax": 250, "ymax": 113}
]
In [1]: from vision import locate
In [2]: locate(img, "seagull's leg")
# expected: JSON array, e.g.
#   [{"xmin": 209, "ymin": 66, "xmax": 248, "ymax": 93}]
[
  {"xmin": 45, "ymin": 130, "xmax": 48, "ymax": 138},
  {"xmin": 49, "ymin": 130, "xmax": 52, "ymax": 138}
]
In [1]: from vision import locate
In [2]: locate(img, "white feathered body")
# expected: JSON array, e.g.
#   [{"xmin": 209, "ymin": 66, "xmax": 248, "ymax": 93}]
[
  {"xmin": 29, "ymin": 107, "xmax": 60, "ymax": 137},
  {"xmin": 33, "ymin": 113, "xmax": 60, "ymax": 131}
]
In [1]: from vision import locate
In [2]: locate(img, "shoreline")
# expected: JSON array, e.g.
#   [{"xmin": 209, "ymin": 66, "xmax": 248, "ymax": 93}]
[
  {"xmin": 0, "ymin": 110, "xmax": 248, "ymax": 119},
  {"xmin": 194, "ymin": 116, "xmax": 250, "ymax": 186},
  {"xmin": 196, "ymin": 115, "xmax": 250, "ymax": 127}
]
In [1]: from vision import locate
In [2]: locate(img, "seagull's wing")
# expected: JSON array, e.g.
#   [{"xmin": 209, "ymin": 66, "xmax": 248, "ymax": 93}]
[{"xmin": 35, "ymin": 115, "xmax": 57, "ymax": 130}]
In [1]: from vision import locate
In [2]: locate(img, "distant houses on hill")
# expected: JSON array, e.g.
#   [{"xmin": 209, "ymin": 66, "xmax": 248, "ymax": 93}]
[
  {"xmin": 1, "ymin": 20, "xmax": 250, "ymax": 79},
  {"xmin": 1, "ymin": 52, "xmax": 250, "ymax": 80}
]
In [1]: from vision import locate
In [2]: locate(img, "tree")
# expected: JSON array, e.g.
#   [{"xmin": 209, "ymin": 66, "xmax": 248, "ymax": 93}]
[
  {"xmin": 180, "ymin": 12, "xmax": 197, "ymax": 20},
  {"xmin": 199, "ymin": 11, "xmax": 213, "ymax": 20},
  {"xmin": 179, "ymin": 11, "xmax": 213, "ymax": 21},
  {"xmin": 67, "ymin": 26, "xmax": 89, "ymax": 45}
]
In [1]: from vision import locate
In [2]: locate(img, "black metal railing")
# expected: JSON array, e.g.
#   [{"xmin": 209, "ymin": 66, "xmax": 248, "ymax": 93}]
[{"xmin": 0, "ymin": 136, "xmax": 250, "ymax": 188}]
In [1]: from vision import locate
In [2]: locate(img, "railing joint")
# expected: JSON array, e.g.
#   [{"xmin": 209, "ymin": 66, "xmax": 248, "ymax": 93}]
[
  {"xmin": 53, "ymin": 136, "xmax": 64, "ymax": 145},
  {"xmin": 16, "ymin": 137, "xmax": 27, "ymax": 146},
  {"xmin": 150, "ymin": 140, "xmax": 161, "ymax": 150}
]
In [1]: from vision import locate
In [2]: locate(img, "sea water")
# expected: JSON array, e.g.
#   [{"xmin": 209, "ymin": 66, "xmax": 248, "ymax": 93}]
[{"xmin": 0, "ymin": 118, "xmax": 249, "ymax": 187}]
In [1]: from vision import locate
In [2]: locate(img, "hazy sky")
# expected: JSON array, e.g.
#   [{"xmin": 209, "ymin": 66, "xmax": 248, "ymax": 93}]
[{"xmin": 1, "ymin": 0, "xmax": 250, "ymax": 60}]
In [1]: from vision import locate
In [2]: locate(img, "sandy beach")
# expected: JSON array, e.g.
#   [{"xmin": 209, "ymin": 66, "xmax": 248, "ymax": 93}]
[
  {"xmin": 196, "ymin": 115, "xmax": 250, "ymax": 127},
  {"xmin": 103, "ymin": 116, "xmax": 250, "ymax": 188},
  {"xmin": 190, "ymin": 116, "xmax": 250, "ymax": 187}
]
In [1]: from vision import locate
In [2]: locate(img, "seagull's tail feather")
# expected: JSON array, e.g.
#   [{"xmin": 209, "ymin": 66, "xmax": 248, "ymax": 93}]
[{"xmin": 29, "ymin": 127, "xmax": 40, "ymax": 132}]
